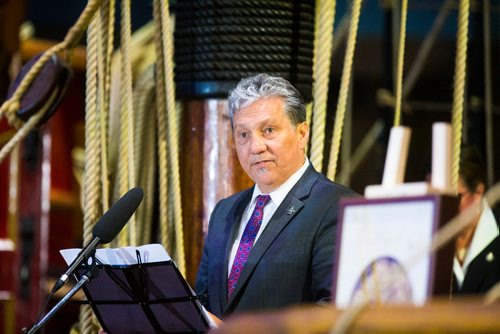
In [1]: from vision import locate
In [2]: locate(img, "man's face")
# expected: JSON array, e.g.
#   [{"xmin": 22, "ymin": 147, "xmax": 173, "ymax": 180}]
[
  {"xmin": 457, "ymin": 178, "xmax": 483, "ymax": 212},
  {"xmin": 232, "ymin": 97, "xmax": 309, "ymax": 193}
]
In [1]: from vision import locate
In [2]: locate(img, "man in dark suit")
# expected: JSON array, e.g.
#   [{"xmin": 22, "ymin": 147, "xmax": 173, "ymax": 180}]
[
  {"xmin": 452, "ymin": 146, "xmax": 500, "ymax": 295},
  {"xmin": 195, "ymin": 74, "xmax": 356, "ymax": 319}
]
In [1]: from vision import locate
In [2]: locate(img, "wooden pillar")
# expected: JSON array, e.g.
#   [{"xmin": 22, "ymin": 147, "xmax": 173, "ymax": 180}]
[
  {"xmin": 181, "ymin": 99, "xmax": 252, "ymax": 285},
  {"xmin": 13, "ymin": 129, "xmax": 51, "ymax": 332}
]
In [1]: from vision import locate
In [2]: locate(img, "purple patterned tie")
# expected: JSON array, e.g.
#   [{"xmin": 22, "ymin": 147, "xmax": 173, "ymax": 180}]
[{"xmin": 227, "ymin": 194, "xmax": 271, "ymax": 297}]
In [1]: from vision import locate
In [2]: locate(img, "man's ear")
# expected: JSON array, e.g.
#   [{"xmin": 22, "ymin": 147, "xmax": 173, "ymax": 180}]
[{"xmin": 297, "ymin": 122, "xmax": 309, "ymax": 149}]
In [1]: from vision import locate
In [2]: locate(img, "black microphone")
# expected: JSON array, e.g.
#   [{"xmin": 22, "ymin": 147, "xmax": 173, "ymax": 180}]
[{"xmin": 51, "ymin": 187, "xmax": 144, "ymax": 293}]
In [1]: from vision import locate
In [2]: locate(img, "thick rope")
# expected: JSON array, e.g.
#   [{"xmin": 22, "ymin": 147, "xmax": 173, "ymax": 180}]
[
  {"xmin": 309, "ymin": 0, "xmax": 337, "ymax": 171},
  {"xmin": 98, "ymin": 0, "xmax": 114, "ymax": 213},
  {"xmin": 393, "ymin": 0, "xmax": 408, "ymax": 127},
  {"xmin": 103, "ymin": 0, "xmax": 115, "ymax": 213},
  {"xmin": 153, "ymin": 0, "xmax": 171, "ymax": 252},
  {"xmin": 126, "ymin": 24, "xmax": 156, "ymax": 245},
  {"xmin": 97, "ymin": 18, "xmax": 110, "ymax": 214},
  {"xmin": 451, "ymin": 0, "xmax": 470, "ymax": 188},
  {"xmin": 0, "ymin": 0, "xmax": 104, "ymax": 164},
  {"xmin": 327, "ymin": 0, "xmax": 363, "ymax": 181},
  {"xmin": 117, "ymin": 0, "xmax": 137, "ymax": 246},
  {"xmin": 120, "ymin": 22, "xmax": 156, "ymax": 245},
  {"xmin": 80, "ymin": 2, "xmax": 115, "ymax": 331},
  {"xmin": 133, "ymin": 69, "xmax": 156, "ymax": 244},
  {"xmin": 157, "ymin": 0, "xmax": 186, "ymax": 275},
  {"xmin": 0, "ymin": 0, "xmax": 103, "ymax": 120},
  {"xmin": 0, "ymin": 98, "xmax": 48, "ymax": 163},
  {"xmin": 80, "ymin": 12, "xmax": 103, "ymax": 334}
]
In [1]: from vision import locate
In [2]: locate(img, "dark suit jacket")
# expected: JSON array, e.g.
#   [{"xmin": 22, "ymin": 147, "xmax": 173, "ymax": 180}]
[
  {"xmin": 195, "ymin": 165, "xmax": 356, "ymax": 318},
  {"xmin": 454, "ymin": 236, "xmax": 500, "ymax": 294},
  {"xmin": 453, "ymin": 209, "xmax": 500, "ymax": 295}
]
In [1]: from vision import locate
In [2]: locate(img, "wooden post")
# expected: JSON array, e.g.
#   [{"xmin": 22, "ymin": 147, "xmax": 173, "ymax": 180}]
[{"xmin": 181, "ymin": 99, "xmax": 252, "ymax": 285}]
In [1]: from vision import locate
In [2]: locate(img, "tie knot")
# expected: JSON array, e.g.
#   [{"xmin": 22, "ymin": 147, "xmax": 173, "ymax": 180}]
[{"xmin": 256, "ymin": 195, "xmax": 271, "ymax": 207}]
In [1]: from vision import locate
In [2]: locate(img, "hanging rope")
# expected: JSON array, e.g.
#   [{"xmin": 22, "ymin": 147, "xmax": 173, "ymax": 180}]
[
  {"xmin": 153, "ymin": 0, "xmax": 171, "ymax": 259},
  {"xmin": 120, "ymin": 22, "xmax": 157, "ymax": 245},
  {"xmin": 98, "ymin": 0, "xmax": 115, "ymax": 213},
  {"xmin": 162, "ymin": 0, "xmax": 185, "ymax": 275},
  {"xmin": 157, "ymin": 0, "xmax": 185, "ymax": 274},
  {"xmin": 309, "ymin": 0, "xmax": 337, "ymax": 171},
  {"xmin": 133, "ymin": 67, "xmax": 156, "ymax": 245},
  {"xmin": 80, "ymin": 8, "xmax": 104, "ymax": 334},
  {"xmin": 0, "ymin": 101, "xmax": 47, "ymax": 163},
  {"xmin": 80, "ymin": 1, "xmax": 117, "ymax": 331},
  {"xmin": 327, "ymin": 0, "xmax": 363, "ymax": 181},
  {"xmin": 117, "ymin": 0, "xmax": 137, "ymax": 246},
  {"xmin": 451, "ymin": 0, "xmax": 470, "ymax": 188},
  {"xmin": 393, "ymin": 0, "xmax": 408, "ymax": 127},
  {"xmin": 153, "ymin": 0, "xmax": 186, "ymax": 275}
]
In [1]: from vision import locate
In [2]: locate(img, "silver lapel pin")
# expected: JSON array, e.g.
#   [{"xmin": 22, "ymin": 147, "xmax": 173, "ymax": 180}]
[{"xmin": 287, "ymin": 206, "xmax": 296, "ymax": 215}]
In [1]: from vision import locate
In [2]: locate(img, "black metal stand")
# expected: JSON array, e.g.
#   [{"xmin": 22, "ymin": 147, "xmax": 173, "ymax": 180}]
[
  {"xmin": 23, "ymin": 257, "xmax": 98, "ymax": 334},
  {"xmin": 25, "ymin": 273, "xmax": 90, "ymax": 334}
]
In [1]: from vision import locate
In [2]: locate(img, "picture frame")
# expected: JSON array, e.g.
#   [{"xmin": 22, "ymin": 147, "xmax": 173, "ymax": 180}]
[{"xmin": 332, "ymin": 195, "xmax": 457, "ymax": 309}]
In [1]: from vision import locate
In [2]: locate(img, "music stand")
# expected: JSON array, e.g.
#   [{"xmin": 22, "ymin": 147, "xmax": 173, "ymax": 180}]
[{"xmin": 74, "ymin": 249, "xmax": 211, "ymax": 333}]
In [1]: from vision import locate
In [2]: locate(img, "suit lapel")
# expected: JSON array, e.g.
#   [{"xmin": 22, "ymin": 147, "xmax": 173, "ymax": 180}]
[
  {"xmin": 219, "ymin": 189, "xmax": 253, "ymax": 311},
  {"xmin": 225, "ymin": 166, "xmax": 319, "ymax": 311},
  {"xmin": 462, "ymin": 238, "xmax": 498, "ymax": 291}
]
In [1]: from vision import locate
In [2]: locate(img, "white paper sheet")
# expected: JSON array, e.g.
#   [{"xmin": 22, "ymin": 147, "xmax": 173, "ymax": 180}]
[{"xmin": 60, "ymin": 243, "xmax": 170, "ymax": 266}]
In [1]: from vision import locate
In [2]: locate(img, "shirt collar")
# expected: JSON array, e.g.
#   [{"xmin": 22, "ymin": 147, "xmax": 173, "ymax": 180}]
[
  {"xmin": 462, "ymin": 199, "xmax": 499, "ymax": 269},
  {"xmin": 251, "ymin": 158, "xmax": 310, "ymax": 207},
  {"xmin": 454, "ymin": 199, "xmax": 500, "ymax": 284}
]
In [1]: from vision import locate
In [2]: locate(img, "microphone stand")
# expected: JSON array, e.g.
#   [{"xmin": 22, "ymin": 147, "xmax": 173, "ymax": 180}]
[{"xmin": 24, "ymin": 258, "xmax": 99, "ymax": 334}]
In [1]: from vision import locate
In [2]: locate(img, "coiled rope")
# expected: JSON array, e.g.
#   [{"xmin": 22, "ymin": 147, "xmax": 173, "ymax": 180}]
[
  {"xmin": 327, "ymin": 0, "xmax": 363, "ymax": 181},
  {"xmin": 451, "ymin": 0, "xmax": 469, "ymax": 188},
  {"xmin": 309, "ymin": 0, "xmax": 337, "ymax": 171}
]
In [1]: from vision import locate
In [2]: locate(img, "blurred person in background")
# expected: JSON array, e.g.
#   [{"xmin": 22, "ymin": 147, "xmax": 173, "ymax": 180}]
[{"xmin": 452, "ymin": 145, "xmax": 500, "ymax": 295}]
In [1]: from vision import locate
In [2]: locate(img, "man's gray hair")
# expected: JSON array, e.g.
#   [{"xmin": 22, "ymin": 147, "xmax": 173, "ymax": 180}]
[{"xmin": 228, "ymin": 73, "xmax": 306, "ymax": 127}]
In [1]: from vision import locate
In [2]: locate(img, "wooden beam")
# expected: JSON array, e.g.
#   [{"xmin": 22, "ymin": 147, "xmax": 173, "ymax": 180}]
[
  {"xmin": 20, "ymin": 38, "xmax": 86, "ymax": 70},
  {"xmin": 213, "ymin": 299, "xmax": 500, "ymax": 333}
]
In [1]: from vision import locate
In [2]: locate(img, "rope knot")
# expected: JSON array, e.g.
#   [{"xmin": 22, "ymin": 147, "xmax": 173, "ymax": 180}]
[{"xmin": 2, "ymin": 100, "xmax": 24, "ymax": 129}]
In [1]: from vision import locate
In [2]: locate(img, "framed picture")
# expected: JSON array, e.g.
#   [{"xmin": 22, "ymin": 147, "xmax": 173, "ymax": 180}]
[{"xmin": 332, "ymin": 195, "xmax": 456, "ymax": 309}]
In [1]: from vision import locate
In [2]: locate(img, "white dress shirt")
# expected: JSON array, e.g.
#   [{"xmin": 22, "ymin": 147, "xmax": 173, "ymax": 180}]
[
  {"xmin": 228, "ymin": 159, "xmax": 310, "ymax": 274},
  {"xmin": 453, "ymin": 199, "xmax": 500, "ymax": 288}
]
